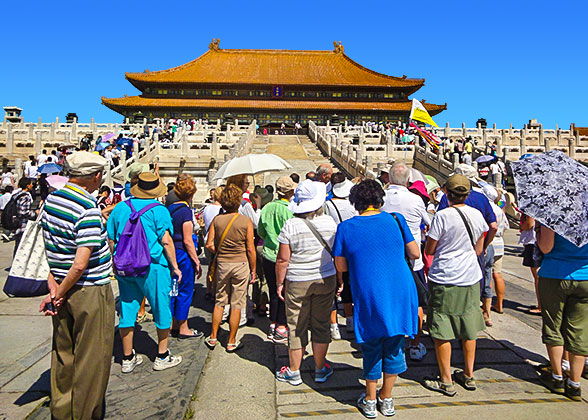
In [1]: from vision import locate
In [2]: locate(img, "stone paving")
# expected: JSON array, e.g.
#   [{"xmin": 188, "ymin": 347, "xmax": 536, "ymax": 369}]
[{"xmin": 1, "ymin": 134, "xmax": 587, "ymax": 419}]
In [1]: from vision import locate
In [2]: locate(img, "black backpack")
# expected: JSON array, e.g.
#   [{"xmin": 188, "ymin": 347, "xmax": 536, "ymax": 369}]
[{"xmin": 1, "ymin": 191, "xmax": 26, "ymax": 231}]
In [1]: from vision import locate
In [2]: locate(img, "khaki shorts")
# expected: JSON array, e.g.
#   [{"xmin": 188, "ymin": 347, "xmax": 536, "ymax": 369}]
[
  {"xmin": 285, "ymin": 275, "xmax": 337, "ymax": 350},
  {"xmin": 215, "ymin": 261, "xmax": 250, "ymax": 309},
  {"xmin": 538, "ymin": 277, "xmax": 588, "ymax": 355},
  {"xmin": 492, "ymin": 255, "xmax": 503, "ymax": 274},
  {"xmin": 426, "ymin": 282, "xmax": 486, "ymax": 341}
]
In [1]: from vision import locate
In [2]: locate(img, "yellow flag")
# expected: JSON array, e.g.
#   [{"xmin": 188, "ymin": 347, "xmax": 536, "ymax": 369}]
[{"xmin": 410, "ymin": 98, "xmax": 438, "ymax": 127}]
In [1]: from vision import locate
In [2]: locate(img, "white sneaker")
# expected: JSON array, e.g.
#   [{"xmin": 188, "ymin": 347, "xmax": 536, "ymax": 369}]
[
  {"xmin": 153, "ymin": 352, "xmax": 182, "ymax": 371},
  {"xmin": 222, "ymin": 305, "xmax": 229, "ymax": 322},
  {"xmin": 121, "ymin": 351, "xmax": 143, "ymax": 373},
  {"xmin": 409, "ymin": 342, "xmax": 427, "ymax": 361},
  {"xmin": 377, "ymin": 395, "xmax": 395, "ymax": 417},
  {"xmin": 330, "ymin": 324, "xmax": 341, "ymax": 340},
  {"xmin": 346, "ymin": 316, "xmax": 354, "ymax": 333}
]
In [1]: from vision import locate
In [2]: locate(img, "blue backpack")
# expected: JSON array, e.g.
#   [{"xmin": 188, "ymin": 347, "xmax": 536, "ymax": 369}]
[{"xmin": 113, "ymin": 200, "xmax": 160, "ymax": 277}]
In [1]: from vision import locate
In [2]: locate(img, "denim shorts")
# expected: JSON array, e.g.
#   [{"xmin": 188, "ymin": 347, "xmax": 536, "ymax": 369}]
[
  {"xmin": 361, "ymin": 335, "xmax": 407, "ymax": 380},
  {"xmin": 478, "ymin": 244, "xmax": 494, "ymax": 299}
]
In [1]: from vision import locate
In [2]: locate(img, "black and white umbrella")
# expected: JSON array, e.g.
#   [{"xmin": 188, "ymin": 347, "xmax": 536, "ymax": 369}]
[{"xmin": 511, "ymin": 150, "xmax": 588, "ymax": 247}]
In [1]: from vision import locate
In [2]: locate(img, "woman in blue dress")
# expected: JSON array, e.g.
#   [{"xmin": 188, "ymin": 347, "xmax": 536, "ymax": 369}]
[{"xmin": 333, "ymin": 180, "xmax": 420, "ymax": 418}]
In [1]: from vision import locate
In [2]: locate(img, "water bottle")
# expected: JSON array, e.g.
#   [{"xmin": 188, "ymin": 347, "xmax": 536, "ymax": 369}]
[{"xmin": 170, "ymin": 276, "xmax": 179, "ymax": 297}]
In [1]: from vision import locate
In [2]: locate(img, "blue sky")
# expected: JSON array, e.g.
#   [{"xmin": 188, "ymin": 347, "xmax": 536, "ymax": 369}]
[{"xmin": 1, "ymin": 0, "xmax": 586, "ymax": 128}]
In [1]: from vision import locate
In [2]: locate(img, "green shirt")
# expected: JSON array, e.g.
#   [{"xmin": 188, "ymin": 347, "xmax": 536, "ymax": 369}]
[{"xmin": 258, "ymin": 199, "xmax": 293, "ymax": 262}]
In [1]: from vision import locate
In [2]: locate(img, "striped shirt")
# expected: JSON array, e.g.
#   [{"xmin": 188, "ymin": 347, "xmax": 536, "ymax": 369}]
[{"xmin": 41, "ymin": 183, "xmax": 112, "ymax": 286}]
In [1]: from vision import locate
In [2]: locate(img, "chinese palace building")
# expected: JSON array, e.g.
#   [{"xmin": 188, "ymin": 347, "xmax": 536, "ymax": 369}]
[{"xmin": 102, "ymin": 39, "xmax": 446, "ymax": 125}]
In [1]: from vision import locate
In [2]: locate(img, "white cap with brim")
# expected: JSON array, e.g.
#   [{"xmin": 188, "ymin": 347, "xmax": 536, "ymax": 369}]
[
  {"xmin": 451, "ymin": 163, "xmax": 481, "ymax": 186},
  {"xmin": 332, "ymin": 179, "xmax": 354, "ymax": 199},
  {"xmin": 288, "ymin": 180, "xmax": 326, "ymax": 214},
  {"xmin": 66, "ymin": 151, "xmax": 107, "ymax": 176}
]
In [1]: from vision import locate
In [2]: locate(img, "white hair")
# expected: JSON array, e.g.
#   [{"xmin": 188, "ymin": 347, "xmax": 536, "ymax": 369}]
[{"xmin": 389, "ymin": 162, "xmax": 410, "ymax": 186}]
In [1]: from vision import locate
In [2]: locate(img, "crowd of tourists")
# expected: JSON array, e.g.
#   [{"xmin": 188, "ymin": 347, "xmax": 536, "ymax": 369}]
[{"xmin": 1, "ymin": 144, "xmax": 586, "ymax": 419}]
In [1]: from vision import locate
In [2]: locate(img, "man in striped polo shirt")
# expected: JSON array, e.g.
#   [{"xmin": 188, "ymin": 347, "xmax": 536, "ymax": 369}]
[{"xmin": 39, "ymin": 151, "xmax": 114, "ymax": 420}]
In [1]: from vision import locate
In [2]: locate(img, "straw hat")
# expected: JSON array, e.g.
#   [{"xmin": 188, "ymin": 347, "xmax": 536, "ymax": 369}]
[{"xmin": 130, "ymin": 173, "xmax": 167, "ymax": 199}]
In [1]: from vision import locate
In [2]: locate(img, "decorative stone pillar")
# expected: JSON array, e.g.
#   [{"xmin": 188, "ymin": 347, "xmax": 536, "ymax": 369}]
[
  {"xmin": 181, "ymin": 133, "xmax": 188, "ymax": 155},
  {"xmin": 569, "ymin": 137, "xmax": 576, "ymax": 158},
  {"xmin": 133, "ymin": 140, "xmax": 139, "ymax": 156},
  {"xmin": 50, "ymin": 122, "xmax": 56, "ymax": 142},
  {"xmin": 145, "ymin": 135, "xmax": 152, "ymax": 162},
  {"xmin": 35, "ymin": 131, "xmax": 42, "ymax": 154},
  {"xmin": 121, "ymin": 149, "xmax": 127, "ymax": 178},
  {"xmin": 64, "ymin": 131, "xmax": 70, "ymax": 145},
  {"xmin": 15, "ymin": 158, "xmax": 23, "ymax": 179},
  {"xmin": 216, "ymin": 119, "xmax": 221, "ymax": 131},
  {"xmin": 7, "ymin": 122, "xmax": 14, "ymax": 154},
  {"xmin": 211, "ymin": 133, "xmax": 218, "ymax": 157},
  {"xmin": 445, "ymin": 122, "xmax": 450, "ymax": 138},
  {"xmin": 462, "ymin": 122, "xmax": 467, "ymax": 137},
  {"xmin": 542, "ymin": 128, "xmax": 550, "ymax": 152},
  {"xmin": 519, "ymin": 136, "xmax": 526, "ymax": 155},
  {"xmin": 71, "ymin": 121, "xmax": 77, "ymax": 142},
  {"xmin": 28, "ymin": 122, "xmax": 34, "ymax": 141},
  {"xmin": 453, "ymin": 151, "xmax": 459, "ymax": 168}
]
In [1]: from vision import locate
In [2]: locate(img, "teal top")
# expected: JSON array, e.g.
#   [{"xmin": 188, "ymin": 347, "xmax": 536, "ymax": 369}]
[
  {"xmin": 538, "ymin": 233, "xmax": 588, "ymax": 281},
  {"xmin": 107, "ymin": 198, "xmax": 174, "ymax": 267},
  {"xmin": 258, "ymin": 199, "xmax": 293, "ymax": 262}
]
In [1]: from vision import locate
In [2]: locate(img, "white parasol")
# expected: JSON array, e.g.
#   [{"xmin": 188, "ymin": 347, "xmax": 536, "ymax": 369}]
[{"xmin": 213, "ymin": 153, "xmax": 292, "ymax": 180}]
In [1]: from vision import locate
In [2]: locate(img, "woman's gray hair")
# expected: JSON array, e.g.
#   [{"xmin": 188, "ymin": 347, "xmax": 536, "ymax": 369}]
[
  {"xmin": 294, "ymin": 207, "xmax": 324, "ymax": 219},
  {"xmin": 389, "ymin": 162, "xmax": 410, "ymax": 186}
]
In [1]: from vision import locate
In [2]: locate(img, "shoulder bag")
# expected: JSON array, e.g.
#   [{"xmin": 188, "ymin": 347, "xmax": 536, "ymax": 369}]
[
  {"xmin": 328, "ymin": 201, "xmax": 343, "ymax": 224},
  {"xmin": 206, "ymin": 213, "xmax": 239, "ymax": 286},
  {"xmin": 4, "ymin": 204, "xmax": 50, "ymax": 297}
]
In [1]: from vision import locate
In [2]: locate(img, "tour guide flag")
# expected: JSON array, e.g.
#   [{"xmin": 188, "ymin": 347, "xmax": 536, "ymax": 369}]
[{"xmin": 410, "ymin": 98, "xmax": 438, "ymax": 127}]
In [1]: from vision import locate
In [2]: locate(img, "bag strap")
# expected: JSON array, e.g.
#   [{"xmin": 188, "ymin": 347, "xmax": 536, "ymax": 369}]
[
  {"xmin": 215, "ymin": 213, "xmax": 239, "ymax": 256},
  {"xmin": 301, "ymin": 218, "xmax": 333, "ymax": 257},
  {"xmin": 169, "ymin": 202, "xmax": 187, "ymax": 218},
  {"xmin": 390, "ymin": 212, "xmax": 413, "ymax": 268},
  {"xmin": 453, "ymin": 206, "xmax": 475, "ymax": 248},
  {"xmin": 328, "ymin": 200, "xmax": 343, "ymax": 223}
]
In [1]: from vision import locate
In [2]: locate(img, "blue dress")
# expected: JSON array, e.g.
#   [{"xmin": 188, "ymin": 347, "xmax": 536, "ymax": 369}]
[{"xmin": 333, "ymin": 212, "xmax": 418, "ymax": 343}]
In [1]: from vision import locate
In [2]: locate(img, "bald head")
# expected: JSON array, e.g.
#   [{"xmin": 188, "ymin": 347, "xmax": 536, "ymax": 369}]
[
  {"xmin": 316, "ymin": 163, "xmax": 333, "ymax": 184},
  {"xmin": 389, "ymin": 162, "xmax": 410, "ymax": 186}
]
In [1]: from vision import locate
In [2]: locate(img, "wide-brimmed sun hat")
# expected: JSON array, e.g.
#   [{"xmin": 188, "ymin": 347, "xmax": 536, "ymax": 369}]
[
  {"xmin": 288, "ymin": 180, "xmax": 326, "ymax": 214},
  {"xmin": 126, "ymin": 162, "xmax": 150, "ymax": 182},
  {"xmin": 451, "ymin": 163, "xmax": 480, "ymax": 186},
  {"xmin": 130, "ymin": 173, "xmax": 167, "ymax": 199},
  {"xmin": 331, "ymin": 179, "xmax": 354, "ymax": 199}
]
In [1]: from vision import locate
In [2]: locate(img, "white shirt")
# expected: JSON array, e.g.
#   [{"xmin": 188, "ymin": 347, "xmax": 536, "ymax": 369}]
[
  {"xmin": 427, "ymin": 205, "xmax": 489, "ymax": 286},
  {"xmin": 202, "ymin": 204, "xmax": 222, "ymax": 240},
  {"xmin": 490, "ymin": 163, "xmax": 500, "ymax": 175},
  {"xmin": 0, "ymin": 191, "xmax": 12, "ymax": 210},
  {"xmin": 490, "ymin": 202, "xmax": 508, "ymax": 256},
  {"xmin": 463, "ymin": 153, "xmax": 472, "ymax": 165},
  {"xmin": 37, "ymin": 154, "xmax": 48, "ymax": 167},
  {"xmin": 381, "ymin": 184, "xmax": 431, "ymax": 271},
  {"xmin": 1, "ymin": 172, "xmax": 14, "ymax": 187},
  {"xmin": 24, "ymin": 165, "xmax": 38, "ymax": 178},
  {"xmin": 239, "ymin": 201, "xmax": 260, "ymax": 229},
  {"xmin": 497, "ymin": 160, "xmax": 506, "ymax": 174},
  {"xmin": 277, "ymin": 215, "xmax": 337, "ymax": 282},
  {"xmin": 324, "ymin": 199, "xmax": 357, "ymax": 224}
]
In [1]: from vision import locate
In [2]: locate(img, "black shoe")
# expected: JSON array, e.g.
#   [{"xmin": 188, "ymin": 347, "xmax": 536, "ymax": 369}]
[
  {"xmin": 564, "ymin": 382, "xmax": 582, "ymax": 401},
  {"xmin": 539, "ymin": 371, "xmax": 565, "ymax": 394}
]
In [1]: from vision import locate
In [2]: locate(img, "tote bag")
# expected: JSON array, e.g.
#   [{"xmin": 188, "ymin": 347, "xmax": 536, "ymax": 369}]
[{"xmin": 3, "ymin": 207, "xmax": 50, "ymax": 297}]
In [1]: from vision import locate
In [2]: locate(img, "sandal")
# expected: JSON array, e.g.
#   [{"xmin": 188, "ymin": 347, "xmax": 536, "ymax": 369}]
[
  {"xmin": 204, "ymin": 336, "xmax": 218, "ymax": 349},
  {"xmin": 422, "ymin": 376, "xmax": 457, "ymax": 397},
  {"xmin": 226, "ymin": 340, "xmax": 243, "ymax": 352},
  {"xmin": 178, "ymin": 329, "xmax": 204, "ymax": 339},
  {"xmin": 454, "ymin": 369, "xmax": 477, "ymax": 390},
  {"xmin": 136, "ymin": 312, "xmax": 154, "ymax": 323},
  {"xmin": 491, "ymin": 306, "xmax": 504, "ymax": 314},
  {"xmin": 484, "ymin": 318, "xmax": 493, "ymax": 327},
  {"xmin": 528, "ymin": 306, "xmax": 542, "ymax": 315}
]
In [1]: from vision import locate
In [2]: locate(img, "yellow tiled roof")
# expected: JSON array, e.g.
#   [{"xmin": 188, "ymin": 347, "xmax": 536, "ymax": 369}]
[
  {"xmin": 101, "ymin": 96, "xmax": 447, "ymax": 115},
  {"xmin": 125, "ymin": 46, "xmax": 424, "ymax": 89}
]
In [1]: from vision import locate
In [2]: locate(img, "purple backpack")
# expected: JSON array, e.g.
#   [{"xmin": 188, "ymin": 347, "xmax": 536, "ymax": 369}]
[{"xmin": 113, "ymin": 200, "xmax": 160, "ymax": 278}]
